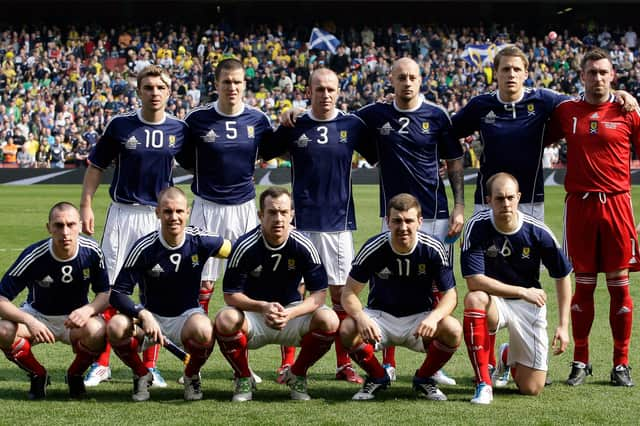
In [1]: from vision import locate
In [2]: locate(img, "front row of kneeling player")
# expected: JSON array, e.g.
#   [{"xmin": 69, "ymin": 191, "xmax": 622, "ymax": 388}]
[{"xmin": 0, "ymin": 176, "xmax": 595, "ymax": 403}]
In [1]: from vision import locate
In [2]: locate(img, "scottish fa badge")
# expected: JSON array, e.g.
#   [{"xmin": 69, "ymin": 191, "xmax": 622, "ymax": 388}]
[
  {"xmin": 168, "ymin": 135, "xmax": 176, "ymax": 147},
  {"xmin": 83, "ymin": 268, "xmax": 91, "ymax": 280},
  {"xmin": 288, "ymin": 259, "xmax": 296, "ymax": 270},
  {"xmin": 589, "ymin": 121, "xmax": 598, "ymax": 134},
  {"xmin": 339, "ymin": 130, "xmax": 348, "ymax": 143},
  {"xmin": 418, "ymin": 264, "xmax": 427, "ymax": 275},
  {"xmin": 521, "ymin": 247, "xmax": 530, "ymax": 259},
  {"xmin": 422, "ymin": 122, "xmax": 430, "ymax": 134},
  {"xmin": 247, "ymin": 126, "xmax": 255, "ymax": 138},
  {"xmin": 191, "ymin": 254, "xmax": 199, "ymax": 267},
  {"xmin": 527, "ymin": 104, "xmax": 535, "ymax": 116}
]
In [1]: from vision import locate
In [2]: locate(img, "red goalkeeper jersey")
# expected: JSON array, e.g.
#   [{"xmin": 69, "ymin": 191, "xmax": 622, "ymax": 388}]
[{"xmin": 548, "ymin": 95, "xmax": 640, "ymax": 193}]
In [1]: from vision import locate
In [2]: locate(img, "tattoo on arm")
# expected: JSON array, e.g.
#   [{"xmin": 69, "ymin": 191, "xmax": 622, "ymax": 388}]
[{"xmin": 448, "ymin": 167, "xmax": 465, "ymax": 206}]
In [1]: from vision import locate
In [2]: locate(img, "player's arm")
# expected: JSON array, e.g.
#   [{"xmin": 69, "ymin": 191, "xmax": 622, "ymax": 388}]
[
  {"xmin": 465, "ymin": 274, "xmax": 546, "ymax": 307},
  {"xmin": 282, "ymin": 288, "xmax": 326, "ymax": 321},
  {"xmin": 342, "ymin": 275, "xmax": 382, "ymax": 344},
  {"xmin": 214, "ymin": 239, "xmax": 232, "ymax": 259},
  {"xmin": 0, "ymin": 296, "xmax": 55, "ymax": 344},
  {"xmin": 415, "ymin": 288, "xmax": 457, "ymax": 338},
  {"xmin": 551, "ymin": 274, "xmax": 571, "ymax": 355},
  {"xmin": 65, "ymin": 291, "xmax": 110, "ymax": 329},
  {"xmin": 445, "ymin": 157, "xmax": 465, "ymax": 239},
  {"xmin": 613, "ymin": 89, "xmax": 639, "ymax": 112},
  {"xmin": 279, "ymin": 107, "xmax": 305, "ymax": 127},
  {"xmin": 79, "ymin": 165, "xmax": 104, "ymax": 236}
]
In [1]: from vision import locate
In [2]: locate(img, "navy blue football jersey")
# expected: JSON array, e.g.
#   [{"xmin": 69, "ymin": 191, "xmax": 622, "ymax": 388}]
[
  {"xmin": 356, "ymin": 99, "xmax": 462, "ymax": 219},
  {"xmin": 111, "ymin": 226, "xmax": 225, "ymax": 316},
  {"xmin": 0, "ymin": 236, "xmax": 109, "ymax": 315},
  {"xmin": 349, "ymin": 231, "xmax": 455, "ymax": 317},
  {"xmin": 265, "ymin": 110, "xmax": 375, "ymax": 231},
  {"xmin": 452, "ymin": 88, "xmax": 568, "ymax": 204},
  {"xmin": 179, "ymin": 102, "xmax": 274, "ymax": 205},
  {"xmin": 461, "ymin": 210, "xmax": 572, "ymax": 288},
  {"xmin": 88, "ymin": 110, "xmax": 187, "ymax": 206},
  {"xmin": 223, "ymin": 227, "xmax": 328, "ymax": 306}
]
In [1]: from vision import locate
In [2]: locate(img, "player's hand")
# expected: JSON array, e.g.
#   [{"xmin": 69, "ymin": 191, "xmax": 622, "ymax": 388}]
[
  {"xmin": 414, "ymin": 314, "xmax": 439, "ymax": 339},
  {"xmin": 279, "ymin": 108, "xmax": 303, "ymax": 128},
  {"xmin": 521, "ymin": 287, "xmax": 547, "ymax": 307},
  {"xmin": 615, "ymin": 90, "xmax": 639, "ymax": 112},
  {"xmin": 552, "ymin": 325, "xmax": 569, "ymax": 355},
  {"xmin": 355, "ymin": 314, "xmax": 382, "ymax": 344},
  {"xmin": 80, "ymin": 205, "xmax": 95, "ymax": 235},
  {"xmin": 64, "ymin": 305, "xmax": 93, "ymax": 329},
  {"xmin": 263, "ymin": 302, "xmax": 287, "ymax": 330},
  {"xmin": 446, "ymin": 204, "xmax": 464, "ymax": 242},
  {"xmin": 25, "ymin": 318, "xmax": 56, "ymax": 344},
  {"xmin": 138, "ymin": 310, "xmax": 163, "ymax": 346}
]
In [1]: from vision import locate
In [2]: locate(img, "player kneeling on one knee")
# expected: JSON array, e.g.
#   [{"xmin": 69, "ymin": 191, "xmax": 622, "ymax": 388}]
[
  {"xmin": 0, "ymin": 202, "xmax": 110, "ymax": 400},
  {"xmin": 215, "ymin": 187, "xmax": 338, "ymax": 402},
  {"xmin": 340, "ymin": 193, "xmax": 462, "ymax": 401},
  {"xmin": 108, "ymin": 187, "xmax": 231, "ymax": 402},
  {"xmin": 461, "ymin": 173, "xmax": 571, "ymax": 404}
]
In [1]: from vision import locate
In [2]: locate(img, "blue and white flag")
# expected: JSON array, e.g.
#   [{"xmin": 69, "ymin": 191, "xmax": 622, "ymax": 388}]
[
  {"xmin": 461, "ymin": 44, "xmax": 502, "ymax": 67},
  {"xmin": 309, "ymin": 27, "xmax": 340, "ymax": 54}
]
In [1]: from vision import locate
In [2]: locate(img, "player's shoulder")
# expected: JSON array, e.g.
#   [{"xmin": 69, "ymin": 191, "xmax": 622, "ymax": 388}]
[
  {"xmin": 103, "ymin": 110, "xmax": 138, "ymax": 130},
  {"xmin": 8, "ymin": 239, "xmax": 51, "ymax": 275},
  {"xmin": 78, "ymin": 235, "xmax": 103, "ymax": 255},
  {"xmin": 123, "ymin": 230, "xmax": 160, "ymax": 268},
  {"xmin": 354, "ymin": 232, "xmax": 389, "ymax": 263},
  {"xmin": 462, "ymin": 209, "xmax": 493, "ymax": 242},
  {"xmin": 357, "ymin": 101, "xmax": 388, "ymax": 114},
  {"xmin": 185, "ymin": 102, "xmax": 216, "ymax": 121},
  {"xmin": 520, "ymin": 213, "xmax": 558, "ymax": 241},
  {"xmin": 289, "ymin": 230, "xmax": 321, "ymax": 258},
  {"xmin": 228, "ymin": 226, "xmax": 262, "ymax": 265},
  {"xmin": 164, "ymin": 112, "xmax": 189, "ymax": 128}
]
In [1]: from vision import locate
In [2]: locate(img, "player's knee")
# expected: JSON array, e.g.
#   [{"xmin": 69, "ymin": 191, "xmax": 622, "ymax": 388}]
[
  {"xmin": 312, "ymin": 308, "xmax": 339, "ymax": 332},
  {"xmin": 464, "ymin": 290, "xmax": 490, "ymax": 309},
  {"xmin": 83, "ymin": 317, "xmax": 107, "ymax": 340},
  {"xmin": 214, "ymin": 307, "xmax": 243, "ymax": 334},
  {"xmin": 0, "ymin": 320, "xmax": 18, "ymax": 346},
  {"xmin": 517, "ymin": 380, "xmax": 544, "ymax": 396},
  {"xmin": 184, "ymin": 314, "xmax": 214, "ymax": 343},
  {"xmin": 106, "ymin": 314, "xmax": 131, "ymax": 341},
  {"xmin": 339, "ymin": 317, "xmax": 359, "ymax": 347},
  {"xmin": 438, "ymin": 316, "xmax": 463, "ymax": 346}
]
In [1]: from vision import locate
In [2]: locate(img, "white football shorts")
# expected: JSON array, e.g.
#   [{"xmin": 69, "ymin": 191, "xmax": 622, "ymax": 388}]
[
  {"xmin": 102, "ymin": 202, "xmax": 158, "ymax": 284},
  {"xmin": 21, "ymin": 303, "xmax": 105, "ymax": 345},
  {"xmin": 190, "ymin": 196, "xmax": 258, "ymax": 282},
  {"xmin": 364, "ymin": 308, "xmax": 431, "ymax": 353},
  {"xmin": 301, "ymin": 231, "xmax": 353, "ymax": 286},
  {"xmin": 493, "ymin": 296, "xmax": 549, "ymax": 371},
  {"xmin": 140, "ymin": 307, "xmax": 206, "ymax": 350}
]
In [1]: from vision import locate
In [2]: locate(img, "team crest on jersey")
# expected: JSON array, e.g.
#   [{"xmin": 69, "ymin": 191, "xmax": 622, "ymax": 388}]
[
  {"xmin": 37, "ymin": 275, "xmax": 54, "ymax": 288},
  {"xmin": 421, "ymin": 122, "xmax": 430, "ymax": 134},
  {"xmin": 203, "ymin": 129, "xmax": 218, "ymax": 143},
  {"xmin": 191, "ymin": 255, "xmax": 199, "ymax": 267},
  {"xmin": 288, "ymin": 259, "xmax": 296, "ymax": 270},
  {"xmin": 249, "ymin": 265, "xmax": 263, "ymax": 278},
  {"xmin": 83, "ymin": 268, "xmax": 91, "ymax": 280},
  {"xmin": 148, "ymin": 264, "xmax": 164, "ymax": 278},
  {"xmin": 486, "ymin": 245, "xmax": 499, "ymax": 258},
  {"xmin": 295, "ymin": 134, "xmax": 310, "ymax": 148},
  {"xmin": 527, "ymin": 104, "xmax": 535, "ymax": 116},
  {"xmin": 125, "ymin": 136, "xmax": 139, "ymax": 150},
  {"xmin": 247, "ymin": 126, "xmax": 255, "ymax": 138},
  {"xmin": 521, "ymin": 247, "xmax": 531, "ymax": 259},
  {"xmin": 168, "ymin": 135, "xmax": 176, "ymax": 147},
  {"xmin": 339, "ymin": 130, "xmax": 348, "ymax": 143},
  {"xmin": 379, "ymin": 122, "xmax": 393, "ymax": 135},
  {"xmin": 589, "ymin": 121, "xmax": 598, "ymax": 134},
  {"xmin": 418, "ymin": 264, "xmax": 427, "ymax": 275},
  {"xmin": 483, "ymin": 111, "xmax": 496, "ymax": 124},
  {"xmin": 376, "ymin": 267, "xmax": 392, "ymax": 279}
]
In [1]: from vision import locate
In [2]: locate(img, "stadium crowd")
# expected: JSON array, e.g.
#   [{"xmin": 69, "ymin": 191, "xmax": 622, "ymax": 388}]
[{"xmin": 0, "ymin": 21, "xmax": 638, "ymax": 168}]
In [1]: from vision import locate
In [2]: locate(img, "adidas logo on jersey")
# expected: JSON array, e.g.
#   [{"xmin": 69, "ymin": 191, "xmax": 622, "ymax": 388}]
[
  {"xmin": 202, "ymin": 129, "xmax": 218, "ymax": 143},
  {"xmin": 379, "ymin": 122, "xmax": 392, "ymax": 135},
  {"xmin": 483, "ymin": 111, "xmax": 496, "ymax": 124},
  {"xmin": 148, "ymin": 264, "xmax": 165, "ymax": 277},
  {"xmin": 295, "ymin": 134, "xmax": 310, "ymax": 148},
  {"xmin": 37, "ymin": 275, "xmax": 54, "ymax": 288},
  {"xmin": 249, "ymin": 265, "xmax": 263, "ymax": 278},
  {"xmin": 125, "ymin": 136, "xmax": 139, "ymax": 150},
  {"xmin": 376, "ymin": 267, "xmax": 392, "ymax": 279},
  {"xmin": 590, "ymin": 112, "xmax": 599, "ymax": 119}
]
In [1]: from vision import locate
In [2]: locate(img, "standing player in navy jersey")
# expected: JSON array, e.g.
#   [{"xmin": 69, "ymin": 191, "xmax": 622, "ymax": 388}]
[
  {"xmin": 215, "ymin": 187, "xmax": 338, "ymax": 402},
  {"xmin": 108, "ymin": 187, "xmax": 231, "ymax": 402},
  {"xmin": 461, "ymin": 173, "xmax": 571, "ymax": 405},
  {"xmin": 340, "ymin": 193, "xmax": 462, "ymax": 401},
  {"xmin": 0, "ymin": 202, "xmax": 110, "ymax": 399},
  {"xmin": 177, "ymin": 58, "xmax": 273, "ymax": 316},
  {"xmin": 80, "ymin": 65, "xmax": 188, "ymax": 388},
  {"xmin": 547, "ymin": 48, "xmax": 640, "ymax": 387},
  {"xmin": 355, "ymin": 58, "xmax": 464, "ymax": 383},
  {"xmin": 262, "ymin": 68, "xmax": 376, "ymax": 385}
]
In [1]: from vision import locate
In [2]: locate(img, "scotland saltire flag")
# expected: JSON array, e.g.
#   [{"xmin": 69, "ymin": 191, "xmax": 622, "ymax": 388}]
[
  {"xmin": 309, "ymin": 28, "xmax": 340, "ymax": 54},
  {"xmin": 461, "ymin": 44, "xmax": 503, "ymax": 67}
]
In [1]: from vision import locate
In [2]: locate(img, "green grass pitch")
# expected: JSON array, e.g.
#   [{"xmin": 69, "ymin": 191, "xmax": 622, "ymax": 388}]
[{"xmin": 0, "ymin": 184, "xmax": 639, "ymax": 425}]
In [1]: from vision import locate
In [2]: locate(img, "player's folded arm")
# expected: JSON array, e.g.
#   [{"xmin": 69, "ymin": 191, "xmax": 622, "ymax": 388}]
[{"xmin": 110, "ymin": 289, "xmax": 144, "ymax": 318}]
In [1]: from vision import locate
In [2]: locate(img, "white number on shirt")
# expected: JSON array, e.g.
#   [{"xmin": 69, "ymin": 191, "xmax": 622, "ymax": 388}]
[
  {"xmin": 398, "ymin": 117, "xmax": 410, "ymax": 134},
  {"xmin": 316, "ymin": 126, "xmax": 328, "ymax": 144},
  {"xmin": 169, "ymin": 254, "xmax": 182, "ymax": 272},
  {"xmin": 396, "ymin": 258, "xmax": 410, "ymax": 276},
  {"xmin": 226, "ymin": 121, "xmax": 238, "ymax": 139},
  {"xmin": 144, "ymin": 129, "xmax": 164, "ymax": 148},
  {"xmin": 271, "ymin": 254, "xmax": 282, "ymax": 271},
  {"xmin": 61, "ymin": 265, "xmax": 73, "ymax": 283}
]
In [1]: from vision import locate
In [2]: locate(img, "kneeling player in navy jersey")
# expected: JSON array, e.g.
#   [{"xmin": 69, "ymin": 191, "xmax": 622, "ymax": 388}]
[
  {"xmin": 461, "ymin": 173, "xmax": 571, "ymax": 404},
  {"xmin": 341, "ymin": 193, "xmax": 462, "ymax": 401},
  {"xmin": 108, "ymin": 187, "xmax": 231, "ymax": 402},
  {"xmin": 215, "ymin": 187, "xmax": 338, "ymax": 402},
  {"xmin": 0, "ymin": 202, "xmax": 110, "ymax": 399}
]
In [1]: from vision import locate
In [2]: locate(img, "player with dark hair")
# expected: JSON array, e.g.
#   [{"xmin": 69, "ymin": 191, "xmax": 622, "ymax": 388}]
[
  {"xmin": 461, "ymin": 173, "xmax": 571, "ymax": 404},
  {"xmin": 80, "ymin": 64, "xmax": 188, "ymax": 388},
  {"xmin": 178, "ymin": 58, "xmax": 274, "ymax": 317},
  {"xmin": 341, "ymin": 193, "xmax": 462, "ymax": 401},
  {"xmin": 107, "ymin": 187, "xmax": 231, "ymax": 401},
  {"xmin": 0, "ymin": 202, "xmax": 110, "ymax": 399},
  {"xmin": 262, "ymin": 68, "xmax": 376, "ymax": 385},
  {"xmin": 215, "ymin": 187, "xmax": 338, "ymax": 402},
  {"xmin": 547, "ymin": 48, "xmax": 640, "ymax": 387}
]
